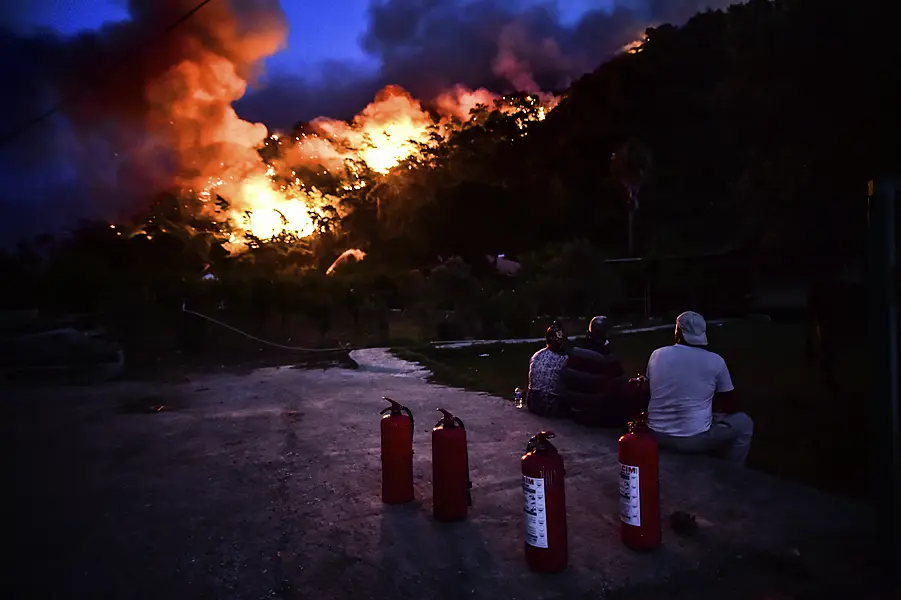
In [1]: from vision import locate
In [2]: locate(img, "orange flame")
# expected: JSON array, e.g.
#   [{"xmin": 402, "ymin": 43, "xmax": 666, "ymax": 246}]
[
  {"xmin": 310, "ymin": 86, "xmax": 433, "ymax": 174},
  {"xmin": 622, "ymin": 32, "xmax": 648, "ymax": 54},
  {"xmin": 194, "ymin": 84, "xmax": 556, "ymax": 245}
]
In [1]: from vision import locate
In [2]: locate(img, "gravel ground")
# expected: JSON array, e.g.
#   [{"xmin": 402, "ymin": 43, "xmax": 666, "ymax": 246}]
[{"xmin": 2, "ymin": 351, "xmax": 888, "ymax": 599}]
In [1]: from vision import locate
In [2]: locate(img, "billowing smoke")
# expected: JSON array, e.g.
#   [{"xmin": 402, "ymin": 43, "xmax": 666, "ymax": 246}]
[
  {"xmin": 74, "ymin": 0, "xmax": 289, "ymax": 195},
  {"xmin": 0, "ymin": 0, "xmax": 739, "ymax": 243},
  {"xmin": 239, "ymin": 0, "xmax": 739, "ymax": 127},
  {"xmin": 0, "ymin": 0, "xmax": 288, "ymax": 240}
]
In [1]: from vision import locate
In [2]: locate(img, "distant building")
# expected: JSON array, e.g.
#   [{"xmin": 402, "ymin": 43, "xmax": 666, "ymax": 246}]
[{"xmin": 489, "ymin": 254, "xmax": 522, "ymax": 276}]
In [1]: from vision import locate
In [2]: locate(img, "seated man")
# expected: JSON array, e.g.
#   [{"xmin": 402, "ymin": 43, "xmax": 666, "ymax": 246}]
[
  {"xmin": 562, "ymin": 316, "xmax": 649, "ymax": 427},
  {"xmin": 526, "ymin": 323, "xmax": 570, "ymax": 418},
  {"xmin": 645, "ymin": 311, "xmax": 754, "ymax": 466}
]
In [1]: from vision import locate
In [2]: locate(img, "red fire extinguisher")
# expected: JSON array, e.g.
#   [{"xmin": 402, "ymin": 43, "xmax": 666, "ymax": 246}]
[
  {"xmin": 431, "ymin": 409, "xmax": 472, "ymax": 522},
  {"xmin": 380, "ymin": 397, "xmax": 414, "ymax": 504},
  {"xmin": 618, "ymin": 414, "xmax": 661, "ymax": 550},
  {"xmin": 521, "ymin": 431, "xmax": 567, "ymax": 573}
]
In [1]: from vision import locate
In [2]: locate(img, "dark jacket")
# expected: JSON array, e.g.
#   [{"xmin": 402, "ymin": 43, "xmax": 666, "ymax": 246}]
[
  {"xmin": 561, "ymin": 336, "xmax": 641, "ymax": 427},
  {"xmin": 562, "ymin": 337, "xmax": 624, "ymax": 397}
]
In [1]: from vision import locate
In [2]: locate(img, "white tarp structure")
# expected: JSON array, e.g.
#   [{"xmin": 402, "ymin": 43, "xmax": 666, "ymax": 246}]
[{"xmin": 490, "ymin": 254, "xmax": 521, "ymax": 276}]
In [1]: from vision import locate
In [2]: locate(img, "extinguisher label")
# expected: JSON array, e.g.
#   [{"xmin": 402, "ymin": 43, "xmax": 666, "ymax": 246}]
[
  {"xmin": 619, "ymin": 464, "xmax": 641, "ymax": 527},
  {"xmin": 522, "ymin": 476, "xmax": 549, "ymax": 548}
]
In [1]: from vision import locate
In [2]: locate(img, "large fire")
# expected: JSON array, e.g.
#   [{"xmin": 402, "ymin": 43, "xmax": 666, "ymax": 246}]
[
  {"xmin": 308, "ymin": 86, "xmax": 435, "ymax": 174},
  {"xmin": 224, "ymin": 175, "xmax": 323, "ymax": 240},
  {"xmin": 201, "ymin": 83, "xmax": 557, "ymax": 247},
  {"xmin": 74, "ymin": 1, "xmax": 557, "ymax": 248},
  {"xmin": 34, "ymin": 0, "xmax": 701, "ymax": 250}
]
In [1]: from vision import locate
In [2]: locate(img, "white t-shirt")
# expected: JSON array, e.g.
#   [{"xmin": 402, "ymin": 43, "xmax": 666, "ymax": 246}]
[{"xmin": 645, "ymin": 344, "xmax": 734, "ymax": 437}]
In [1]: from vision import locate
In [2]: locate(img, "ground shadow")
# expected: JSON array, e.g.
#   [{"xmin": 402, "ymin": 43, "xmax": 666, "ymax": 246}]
[{"xmin": 377, "ymin": 499, "xmax": 503, "ymax": 599}]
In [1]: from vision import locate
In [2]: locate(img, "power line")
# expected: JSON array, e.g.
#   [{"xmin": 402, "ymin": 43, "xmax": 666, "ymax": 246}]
[{"xmin": 0, "ymin": 0, "xmax": 217, "ymax": 147}]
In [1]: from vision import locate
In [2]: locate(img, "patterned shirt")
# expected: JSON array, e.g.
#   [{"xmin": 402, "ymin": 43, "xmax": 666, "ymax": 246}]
[{"xmin": 528, "ymin": 348, "xmax": 568, "ymax": 394}]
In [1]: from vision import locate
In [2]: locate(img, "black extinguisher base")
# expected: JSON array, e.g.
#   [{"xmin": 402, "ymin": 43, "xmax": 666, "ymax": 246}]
[
  {"xmin": 434, "ymin": 514, "xmax": 467, "ymax": 523},
  {"xmin": 525, "ymin": 553, "xmax": 568, "ymax": 574},
  {"xmin": 382, "ymin": 497, "xmax": 415, "ymax": 505}
]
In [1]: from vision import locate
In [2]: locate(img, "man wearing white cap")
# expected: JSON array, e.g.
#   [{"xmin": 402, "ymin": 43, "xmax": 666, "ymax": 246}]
[{"xmin": 644, "ymin": 311, "xmax": 754, "ymax": 465}]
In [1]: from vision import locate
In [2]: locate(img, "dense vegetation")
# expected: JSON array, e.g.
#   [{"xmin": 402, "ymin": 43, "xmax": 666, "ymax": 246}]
[
  {"xmin": 1, "ymin": 0, "xmax": 894, "ymax": 349},
  {"xmin": 359, "ymin": 0, "xmax": 896, "ymax": 265}
]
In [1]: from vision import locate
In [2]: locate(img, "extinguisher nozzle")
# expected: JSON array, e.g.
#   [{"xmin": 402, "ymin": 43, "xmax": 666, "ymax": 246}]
[
  {"xmin": 436, "ymin": 408, "xmax": 454, "ymax": 421},
  {"xmin": 380, "ymin": 397, "xmax": 403, "ymax": 415},
  {"xmin": 525, "ymin": 431, "xmax": 557, "ymax": 454}
]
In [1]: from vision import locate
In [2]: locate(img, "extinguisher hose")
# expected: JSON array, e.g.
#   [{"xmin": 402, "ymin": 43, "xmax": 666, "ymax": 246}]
[
  {"xmin": 465, "ymin": 444, "xmax": 473, "ymax": 507},
  {"xmin": 402, "ymin": 406, "xmax": 415, "ymax": 446},
  {"xmin": 455, "ymin": 416, "xmax": 473, "ymax": 507}
]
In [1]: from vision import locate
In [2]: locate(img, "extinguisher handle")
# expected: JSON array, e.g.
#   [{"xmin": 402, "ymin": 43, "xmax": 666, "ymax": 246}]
[
  {"xmin": 380, "ymin": 398, "xmax": 415, "ymax": 444},
  {"xmin": 380, "ymin": 396, "xmax": 403, "ymax": 415},
  {"xmin": 525, "ymin": 431, "xmax": 555, "ymax": 454},
  {"xmin": 435, "ymin": 408, "xmax": 458, "ymax": 428}
]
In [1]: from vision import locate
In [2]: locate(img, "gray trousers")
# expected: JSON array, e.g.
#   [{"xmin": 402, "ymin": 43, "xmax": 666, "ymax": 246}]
[{"xmin": 651, "ymin": 412, "xmax": 754, "ymax": 466}]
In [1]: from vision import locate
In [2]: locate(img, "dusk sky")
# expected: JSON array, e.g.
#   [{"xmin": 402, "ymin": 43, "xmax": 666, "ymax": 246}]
[
  {"xmin": 8, "ymin": 0, "xmax": 381, "ymax": 74},
  {"xmin": 7, "ymin": 0, "xmax": 605, "ymax": 82}
]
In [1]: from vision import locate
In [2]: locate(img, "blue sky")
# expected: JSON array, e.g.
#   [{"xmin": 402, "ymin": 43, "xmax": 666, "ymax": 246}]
[
  {"xmin": 9, "ymin": 0, "xmax": 605, "ymax": 78},
  {"xmin": 10, "ymin": 0, "xmax": 377, "ymax": 74}
]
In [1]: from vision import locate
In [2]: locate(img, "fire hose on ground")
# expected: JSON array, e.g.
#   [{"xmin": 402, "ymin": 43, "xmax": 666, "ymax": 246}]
[{"xmin": 181, "ymin": 302, "xmax": 358, "ymax": 353}]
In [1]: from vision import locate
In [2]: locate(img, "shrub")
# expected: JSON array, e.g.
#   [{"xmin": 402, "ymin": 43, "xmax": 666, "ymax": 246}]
[{"xmin": 520, "ymin": 239, "xmax": 626, "ymax": 318}]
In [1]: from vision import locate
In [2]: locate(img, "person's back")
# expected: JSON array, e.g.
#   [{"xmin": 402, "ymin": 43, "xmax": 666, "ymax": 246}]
[
  {"xmin": 644, "ymin": 311, "xmax": 754, "ymax": 466},
  {"xmin": 562, "ymin": 316, "xmax": 647, "ymax": 427},
  {"xmin": 529, "ymin": 347, "xmax": 567, "ymax": 395},
  {"xmin": 646, "ymin": 344, "xmax": 731, "ymax": 436},
  {"xmin": 564, "ymin": 337, "xmax": 622, "ymax": 393},
  {"xmin": 526, "ymin": 323, "xmax": 570, "ymax": 417}
]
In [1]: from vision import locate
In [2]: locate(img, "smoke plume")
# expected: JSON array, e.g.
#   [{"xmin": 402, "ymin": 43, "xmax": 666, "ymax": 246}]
[
  {"xmin": 239, "ymin": 0, "xmax": 738, "ymax": 127},
  {"xmin": 0, "ymin": 0, "xmax": 288, "ymax": 240},
  {"xmin": 0, "ymin": 0, "xmax": 739, "ymax": 243}
]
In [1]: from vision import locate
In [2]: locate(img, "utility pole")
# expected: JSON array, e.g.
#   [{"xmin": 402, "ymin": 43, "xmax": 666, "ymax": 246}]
[
  {"xmin": 867, "ymin": 177, "xmax": 900, "ymax": 592},
  {"xmin": 628, "ymin": 185, "xmax": 637, "ymax": 257},
  {"xmin": 611, "ymin": 140, "xmax": 650, "ymax": 259}
]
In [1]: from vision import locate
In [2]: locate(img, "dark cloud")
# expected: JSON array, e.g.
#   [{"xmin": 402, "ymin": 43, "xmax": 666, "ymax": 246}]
[
  {"xmin": 0, "ymin": 0, "xmax": 288, "ymax": 243},
  {"xmin": 237, "ymin": 61, "xmax": 384, "ymax": 129},
  {"xmin": 237, "ymin": 0, "xmax": 738, "ymax": 127}
]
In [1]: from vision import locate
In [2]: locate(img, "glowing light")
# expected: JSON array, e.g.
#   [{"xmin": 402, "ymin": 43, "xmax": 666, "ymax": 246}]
[
  {"xmin": 326, "ymin": 249, "xmax": 367, "ymax": 275},
  {"xmin": 622, "ymin": 33, "xmax": 648, "ymax": 54},
  {"xmin": 192, "ymin": 84, "xmax": 557, "ymax": 246}
]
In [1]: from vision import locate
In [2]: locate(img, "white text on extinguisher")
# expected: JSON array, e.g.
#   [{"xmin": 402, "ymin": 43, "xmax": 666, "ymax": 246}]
[
  {"xmin": 522, "ymin": 476, "xmax": 549, "ymax": 548},
  {"xmin": 619, "ymin": 464, "xmax": 641, "ymax": 527}
]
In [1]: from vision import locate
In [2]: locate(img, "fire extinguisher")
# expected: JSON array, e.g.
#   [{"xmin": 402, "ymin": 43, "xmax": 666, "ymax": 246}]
[
  {"xmin": 618, "ymin": 414, "xmax": 661, "ymax": 550},
  {"xmin": 521, "ymin": 431, "xmax": 567, "ymax": 573},
  {"xmin": 431, "ymin": 409, "xmax": 472, "ymax": 522},
  {"xmin": 380, "ymin": 397, "xmax": 414, "ymax": 504}
]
